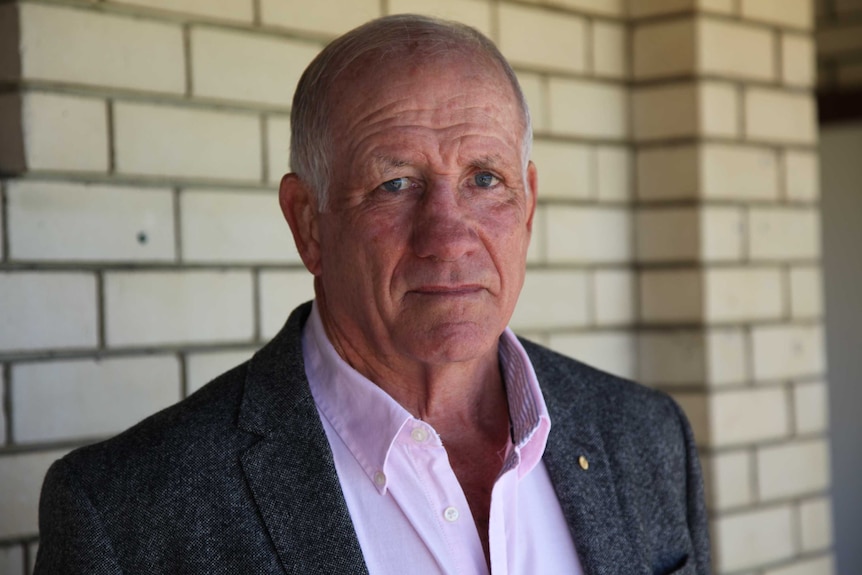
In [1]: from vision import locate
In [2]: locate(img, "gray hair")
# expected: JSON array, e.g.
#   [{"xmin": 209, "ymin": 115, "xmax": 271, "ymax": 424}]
[{"xmin": 289, "ymin": 14, "xmax": 533, "ymax": 210}]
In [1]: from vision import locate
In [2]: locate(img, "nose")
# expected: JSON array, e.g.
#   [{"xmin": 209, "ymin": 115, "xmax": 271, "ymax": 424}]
[{"xmin": 410, "ymin": 182, "xmax": 477, "ymax": 262}]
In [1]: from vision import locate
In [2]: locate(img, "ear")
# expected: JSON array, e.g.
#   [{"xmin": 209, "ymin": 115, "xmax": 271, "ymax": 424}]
[
  {"xmin": 525, "ymin": 160, "xmax": 538, "ymax": 233},
  {"xmin": 279, "ymin": 173, "xmax": 322, "ymax": 276}
]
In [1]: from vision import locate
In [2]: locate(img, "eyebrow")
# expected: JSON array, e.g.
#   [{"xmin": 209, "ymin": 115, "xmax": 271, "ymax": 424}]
[{"xmin": 371, "ymin": 155, "xmax": 411, "ymax": 176}]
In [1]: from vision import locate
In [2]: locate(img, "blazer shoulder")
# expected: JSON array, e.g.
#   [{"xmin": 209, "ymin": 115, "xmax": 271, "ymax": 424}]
[{"xmin": 59, "ymin": 361, "xmax": 252, "ymax": 483}]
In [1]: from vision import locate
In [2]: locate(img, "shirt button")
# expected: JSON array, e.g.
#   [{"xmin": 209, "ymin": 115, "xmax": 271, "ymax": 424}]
[
  {"xmin": 443, "ymin": 506, "xmax": 460, "ymax": 522},
  {"xmin": 411, "ymin": 427, "xmax": 429, "ymax": 443},
  {"xmin": 374, "ymin": 471, "xmax": 386, "ymax": 486}
]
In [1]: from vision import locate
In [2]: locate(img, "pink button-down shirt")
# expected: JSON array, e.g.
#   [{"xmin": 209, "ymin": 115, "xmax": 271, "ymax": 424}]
[{"xmin": 303, "ymin": 302, "xmax": 583, "ymax": 575}]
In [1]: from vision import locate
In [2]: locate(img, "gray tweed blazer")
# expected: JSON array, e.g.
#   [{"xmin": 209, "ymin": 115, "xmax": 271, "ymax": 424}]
[{"xmin": 35, "ymin": 302, "xmax": 710, "ymax": 575}]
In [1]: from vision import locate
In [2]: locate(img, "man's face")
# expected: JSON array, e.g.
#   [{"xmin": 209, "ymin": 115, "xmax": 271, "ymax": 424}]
[{"xmin": 292, "ymin": 53, "xmax": 536, "ymax": 368}]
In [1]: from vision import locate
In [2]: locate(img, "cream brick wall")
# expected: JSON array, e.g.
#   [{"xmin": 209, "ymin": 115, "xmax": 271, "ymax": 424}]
[
  {"xmin": 104, "ymin": 270, "xmax": 255, "ymax": 346},
  {"xmin": 12, "ymin": 356, "xmax": 181, "ymax": 443},
  {"xmin": 15, "ymin": 3, "xmax": 185, "ymax": 93},
  {"xmin": 0, "ymin": 1, "xmax": 831, "ymax": 573},
  {"xmin": 21, "ymin": 92, "xmax": 109, "ymax": 172},
  {"xmin": 7, "ymin": 181, "xmax": 176, "ymax": 262},
  {"xmin": 114, "ymin": 102, "xmax": 262, "ymax": 181}
]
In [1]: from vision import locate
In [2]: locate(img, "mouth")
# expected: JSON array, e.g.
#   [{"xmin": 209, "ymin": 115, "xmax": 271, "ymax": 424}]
[{"xmin": 408, "ymin": 285, "xmax": 485, "ymax": 296}]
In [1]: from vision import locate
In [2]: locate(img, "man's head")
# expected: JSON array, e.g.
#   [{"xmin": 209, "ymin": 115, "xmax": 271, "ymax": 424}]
[{"xmin": 280, "ymin": 14, "xmax": 537, "ymax": 373}]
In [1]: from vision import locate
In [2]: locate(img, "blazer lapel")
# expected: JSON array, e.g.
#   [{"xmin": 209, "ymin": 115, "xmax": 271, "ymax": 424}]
[
  {"xmin": 531, "ymin": 346, "xmax": 645, "ymax": 575},
  {"xmin": 237, "ymin": 303, "xmax": 369, "ymax": 575}
]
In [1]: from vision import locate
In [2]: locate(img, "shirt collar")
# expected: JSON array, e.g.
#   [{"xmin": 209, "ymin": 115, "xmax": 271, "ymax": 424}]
[{"xmin": 302, "ymin": 301, "xmax": 551, "ymax": 491}]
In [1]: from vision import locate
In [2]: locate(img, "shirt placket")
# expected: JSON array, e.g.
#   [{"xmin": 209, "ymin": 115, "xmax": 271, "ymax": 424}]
[{"xmin": 390, "ymin": 420, "xmax": 489, "ymax": 575}]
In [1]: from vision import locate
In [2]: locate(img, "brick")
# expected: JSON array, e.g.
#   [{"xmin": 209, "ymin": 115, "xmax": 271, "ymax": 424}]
[
  {"xmin": 639, "ymin": 143, "xmax": 781, "ymax": 202},
  {"xmin": 28, "ymin": 543, "xmax": 37, "ymax": 574},
  {"xmin": 705, "ymin": 328, "xmax": 749, "ymax": 385},
  {"xmin": 0, "ymin": 94, "xmax": 24, "ymax": 173},
  {"xmin": 632, "ymin": 19, "xmax": 696, "ymax": 80},
  {"xmin": 789, "ymin": 266, "xmax": 823, "ymax": 319},
  {"xmin": 180, "ymin": 189, "xmax": 299, "ymax": 264},
  {"xmin": 0, "ymin": 4, "xmax": 20, "ymax": 82},
  {"xmin": 548, "ymin": 331, "xmax": 636, "ymax": 379},
  {"xmin": 752, "ymin": 324, "xmax": 825, "ymax": 381},
  {"xmin": 527, "ymin": 206, "xmax": 546, "ymax": 264},
  {"xmin": 596, "ymin": 146, "xmax": 632, "ymax": 201},
  {"xmin": 629, "ymin": 0, "xmax": 735, "ymax": 17},
  {"xmin": 114, "ymin": 102, "xmax": 261, "ymax": 181},
  {"xmin": 260, "ymin": 0, "xmax": 379, "ymax": 35},
  {"xmin": 671, "ymin": 393, "xmax": 709, "ymax": 443},
  {"xmin": 0, "ymin": 272, "xmax": 97, "ymax": 352},
  {"xmin": 267, "ymin": 116, "xmax": 291, "ymax": 184},
  {"xmin": 388, "ymin": 0, "xmax": 492, "ymax": 37},
  {"xmin": 510, "ymin": 270, "xmax": 590, "ymax": 331},
  {"xmin": 12, "ymin": 356, "xmax": 181, "ymax": 443},
  {"xmin": 191, "ymin": 27, "xmax": 319, "ymax": 107},
  {"xmin": 0, "ymin": 546, "xmax": 25, "ymax": 575},
  {"xmin": 259, "ymin": 270, "xmax": 316, "ymax": 339},
  {"xmin": 639, "ymin": 269, "xmax": 702, "ymax": 323},
  {"xmin": 546, "ymin": 0, "xmax": 624, "ymax": 15},
  {"xmin": 784, "ymin": 150, "xmax": 820, "ymax": 202},
  {"xmin": 794, "ymin": 380, "xmax": 828, "ymax": 434},
  {"xmin": 21, "ymin": 92, "xmax": 108, "ymax": 172},
  {"xmin": 593, "ymin": 269, "xmax": 635, "ymax": 325},
  {"xmin": 702, "ymin": 143, "xmax": 780, "ymax": 201},
  {"xmin": 702, "ymin": 450, "xmax": 754, "ymax": 510},
  {"xmin": 748, "ymin": 207, "xmax": 820, "ymax": 261},
  {"xmin": 763, "ymin": 555, "xmax": 834, "ymax": 575},
  {"xmin": 592, "ymin": 21, "xmax": 627, "ymax": 79},
  {"xmin": 745, "ymin": 88, "xmax": 817, "ymax": 144},
  {"xmin": 104, "ymin": 271, "xmax": 254, "ymax": 347},
  {"xmin": 548, "ymin": 78, "xmax": 628, "ymax": 139},
  {"xmin": 0, "ymin": 450, "xmax": 69, "ymax": 538},
  {"xmin": 516, "ymin": 72, "xmax": 547, "ymax": 133},
  {"xmin": 711, "ymin": 387, "xmax": 790, "ymax": 446},
  {"xmin": 107, "ymin": 0, "xmax": 253, "ymax": 22},
  {"xmin": 636, "ymin": 145, "xmax": 700, "ymax": 202},
  {"xmin": 799, "ymin": 497, "xmax": 834, "ymax": 552},
  {"xmin": 781, "ymin": 34, "xmax": 815, "ymax": 87},
  {"xmin": 17, "ymin": 3, "xmax": 184, "ymax": 93},
  {"xmin": 712, "ymin": 506, "xmax": 795, "ymax": 572},
  {"xmin": 499, "ymin": 4, "xmax": 586, "ymax": 74},
  {"xmin": 547, "ymin": 207, "xmax": 631, "ymax": 263},
  {"xmin": 705, "ymin": 267, "xmax": 784, "ymax": 323},
  {"xmin": 639, "ymin": 331, "xmax": 706, "ymax": 385},
  {"xmin": 700, "ymin": 18, "xmax": 776, "ymax": 81},
  {"xmin": 741, "ymin": 0, "xmax": 813, "ymax": 29},
  {"xmin": 758, "ymin": 439, "xmax": 829, "ymax": 500},
  {"xmin": 633, "ymin": 81, "xmax": 738, "ymax": 141},
  {"xmin": 636, "ymin": 206, "xmax": 744, "ymax": 262},
  {"xmin": 186, "ymin": 349, "xmax": 255, "ymax": 394},
  {"xmin": 634, "ymin": 18, "xmax": 775, "ymax": 81},
  {"xmin": 6, "ymin": 180, "xmax": 175, "ymax": 262},
  {"xmin": 530, "ymin": 140, "xmax": 592, "ymax": 200},
  {"xmin": 816, "ymin": 23, "xmax": 862, "ymax": 56}
]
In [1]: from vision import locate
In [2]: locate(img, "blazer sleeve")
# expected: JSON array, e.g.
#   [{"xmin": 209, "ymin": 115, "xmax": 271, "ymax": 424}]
[
  {"xmin": 34, "ymin": 458, "xmax": 124, "ymax": 575},
  {"xmin": 672, "ymin": 398, "xmax": 711, "ymax": 575}
]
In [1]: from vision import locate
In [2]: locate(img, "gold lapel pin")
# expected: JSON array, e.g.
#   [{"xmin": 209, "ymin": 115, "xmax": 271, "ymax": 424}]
[{"xmin": 578, "ymin": 455, "xmax": 589, "ymax": 470}]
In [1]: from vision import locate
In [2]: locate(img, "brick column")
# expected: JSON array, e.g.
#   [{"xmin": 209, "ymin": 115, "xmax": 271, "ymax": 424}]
[{"xmin": 631, "ymin": 1, "xmax": 833, "ymax": 574}]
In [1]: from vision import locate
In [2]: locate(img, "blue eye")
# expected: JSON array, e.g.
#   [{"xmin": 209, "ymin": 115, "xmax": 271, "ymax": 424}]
[
  {"xmin": 474, "ymin": 172, "xmax": 499, "ymax": 188},
  {"xmin": 380, "ymin": 178, "xmax": 410, "ymax": 193}
]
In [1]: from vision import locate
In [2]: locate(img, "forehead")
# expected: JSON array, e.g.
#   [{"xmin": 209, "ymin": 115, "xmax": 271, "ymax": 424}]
[{"xmin": 327, "ymin": 52, "xmax": 525, "ymax": 169}]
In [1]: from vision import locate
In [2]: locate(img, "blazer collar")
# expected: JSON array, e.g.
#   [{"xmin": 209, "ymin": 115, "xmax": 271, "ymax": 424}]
[{"xmin": 237, "ymin": 302, "xmax": 369, "ymax": 575}]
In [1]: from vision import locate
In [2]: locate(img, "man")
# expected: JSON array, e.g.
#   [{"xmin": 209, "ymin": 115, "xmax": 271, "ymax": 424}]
[{"xmin": 35, "ymin": 14, "xmax": 709, "ymax": 575}]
